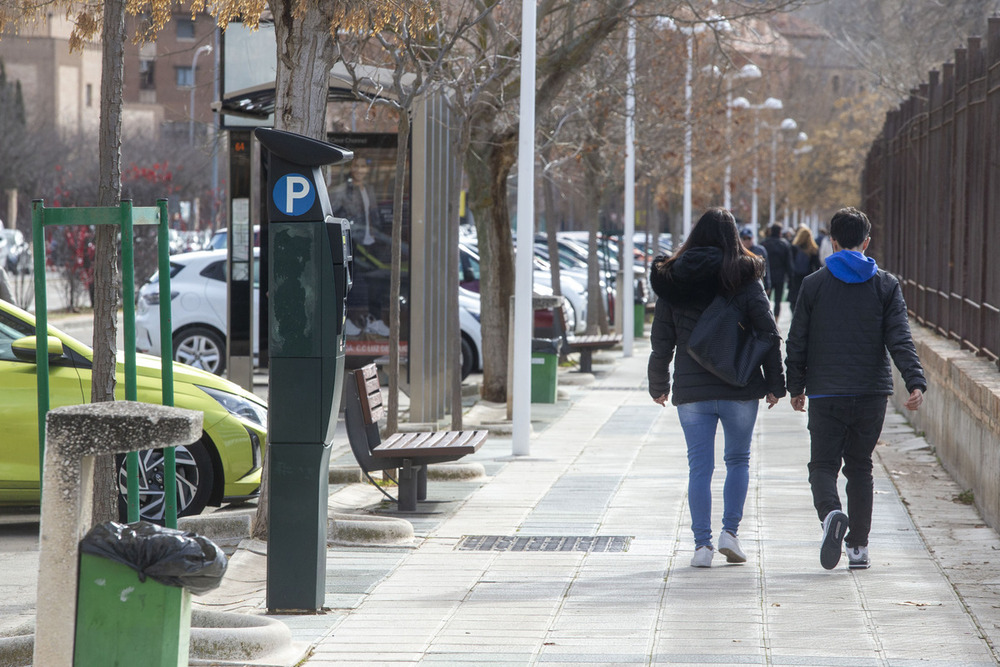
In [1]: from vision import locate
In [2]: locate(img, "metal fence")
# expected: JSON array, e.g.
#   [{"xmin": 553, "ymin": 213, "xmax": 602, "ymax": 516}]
[{"xmin": 862, "ymin": 17, "xmax": 1000, "ymax": 368}]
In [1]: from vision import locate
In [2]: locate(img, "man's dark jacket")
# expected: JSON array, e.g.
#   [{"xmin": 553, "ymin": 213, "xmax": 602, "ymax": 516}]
[
  {"xmin": 647, "ymin": 247, "xmax": 786, "ymax": 405},
  {"xmin": 760, "ymin": 235, "xmax": 791, "ymax": 288},
  {"xmin": 784, "ymin": 250, "xmax": 927, "ymax": 397}
]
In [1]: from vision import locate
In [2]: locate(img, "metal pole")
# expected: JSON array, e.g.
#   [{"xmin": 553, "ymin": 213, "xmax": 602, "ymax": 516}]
[
  {"xmin": 622, "ymin": 18, "xmax": 636, "ymax": 357},
  {"xmin": 751, "ymin": 114, "xmax": 759, "ymax": 228},
  {"xmin": 724, "ymin": 83, "xmax": 733, "ymax": 210},
  {"xmin": 682, "ymin": 30, "xmax": 693, "ymax": 241},
  {"xmin": 189, "ymin": 44, "xmax": 212, "ymax": 146},
  {"xmin": 769, "ymin": 127, "xmax": 778, "ymax": 226},
  {"xmin": 512, "ymin": 0, "xmax": 536, "ymax": 457}
]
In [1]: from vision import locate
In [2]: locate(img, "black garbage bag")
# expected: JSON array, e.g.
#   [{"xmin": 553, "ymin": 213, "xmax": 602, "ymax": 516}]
[
  {"xmin": 531, "ymin": 337, "xmax": 562, "ymax": 355},
  {"xmin": 79, "ymin": 521, "xmax": 228, "ymax": 595}
]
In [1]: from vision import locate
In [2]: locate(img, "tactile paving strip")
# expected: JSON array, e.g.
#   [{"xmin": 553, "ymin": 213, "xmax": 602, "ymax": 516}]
[{"xmin": 457, "ymin": 535, "xmax": 632, "ymax": 552}]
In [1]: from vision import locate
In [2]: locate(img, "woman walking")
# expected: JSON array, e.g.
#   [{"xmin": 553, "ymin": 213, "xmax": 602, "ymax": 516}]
[
  {"xmin": 787, "ymin": 225, "xmax": 821, "ymax": 312},
  {"xmin": 648, "ymin": 208, "xmax": 785, "ymax": 567}
]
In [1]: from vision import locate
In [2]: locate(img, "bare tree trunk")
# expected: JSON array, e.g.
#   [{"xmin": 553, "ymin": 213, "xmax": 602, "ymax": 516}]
[
  {"xmin": 90, "ymin": 0, "xmax": 127, "ymax": 526},
  {"xmin": 542, "ymin": 156, "xmax": 568, "ymax": 361},
  {"xmin": 583, "ymin": 136, "xmax": 607, "ymax": 336},
  {"xmin": 252, "ymin": 0, "xmax": 336, "ymax": 540},
  {"xmin": 386, "ymin": 110, "xmax": 410, "ymax": 435},
  {"xmin": 448, "ymin": 114, "xmax": 472, "ymax": 431},
  {"xmin": 466, "ymin": 129, "xmax": 517, "ymax": 403}
]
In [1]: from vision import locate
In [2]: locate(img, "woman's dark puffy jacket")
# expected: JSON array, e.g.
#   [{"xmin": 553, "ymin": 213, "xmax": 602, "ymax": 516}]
[{"xmin": 647, "ymin": 247, "xmax": 786, "ymax": 405}]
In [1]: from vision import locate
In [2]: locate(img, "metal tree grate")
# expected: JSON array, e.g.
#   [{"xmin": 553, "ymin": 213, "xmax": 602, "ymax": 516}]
[{"xmin": 457, "ymin": 535, "xmax": 632, "ymax": 553}]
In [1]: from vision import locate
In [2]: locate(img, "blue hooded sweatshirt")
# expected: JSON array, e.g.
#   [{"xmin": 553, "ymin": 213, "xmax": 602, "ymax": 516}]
[{"xmin": 824, "ymin": 249, "xmax": 878, "ymax": 284}]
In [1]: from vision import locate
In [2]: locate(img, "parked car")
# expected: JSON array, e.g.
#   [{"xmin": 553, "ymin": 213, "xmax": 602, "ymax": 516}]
[
  {"xmin": 136, "ymin": 248, "xmax": 484, "ymax": 380},
  {"xmin": 0, "ymin": 298, "xmax": 268, "ymax": 521},
  {"xmin": 459, "ymin": 241, "xmax": 589, "ymax": 334}
]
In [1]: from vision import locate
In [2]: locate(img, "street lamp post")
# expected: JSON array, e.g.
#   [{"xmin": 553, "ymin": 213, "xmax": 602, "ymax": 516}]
[
  {"xmin": 723, "ymin": 64, "xmax": 761, "ymax": 210},
  {"xmin": 189, "ymin": 44, "xmax": 213, "ymax": 146},
  {"xmin": 769, "ymin": 118, "xmax": 800, "ymax": 225},
  {"xmin": 730, "ymin": 96, "xmax": 783, "ymax": 228}
]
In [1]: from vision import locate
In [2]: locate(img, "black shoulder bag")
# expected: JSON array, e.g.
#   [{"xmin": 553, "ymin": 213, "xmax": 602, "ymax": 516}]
[{"xmin": 687, "ymin": 293, "xmax": 776, "ymax": 387}]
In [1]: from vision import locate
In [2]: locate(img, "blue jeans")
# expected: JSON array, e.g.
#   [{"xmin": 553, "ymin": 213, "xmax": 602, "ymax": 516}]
[{"xmin": 677, "ymin": 400, "xmax": 760, "ymax": 548}]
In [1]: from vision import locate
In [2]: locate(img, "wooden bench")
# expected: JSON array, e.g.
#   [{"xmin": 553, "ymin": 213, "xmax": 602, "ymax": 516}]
[
  {"xmin": 556, "ymin": 306, "xmax": 622, "ymax": 373},
  {"xmin": 345, "ymin": 364, "xmax": 488, "ymax": 511}
]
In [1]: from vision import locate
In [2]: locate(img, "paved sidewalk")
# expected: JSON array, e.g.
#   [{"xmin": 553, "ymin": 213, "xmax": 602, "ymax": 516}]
[{"xmin": 195, "ymin": 332, "xmax": 1000, "ymax": 666}]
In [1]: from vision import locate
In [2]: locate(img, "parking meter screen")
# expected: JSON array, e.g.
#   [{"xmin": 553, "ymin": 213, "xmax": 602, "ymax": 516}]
[{"xmin": 326, "ymin": 139, "xmax": 410, "ymax": 363}]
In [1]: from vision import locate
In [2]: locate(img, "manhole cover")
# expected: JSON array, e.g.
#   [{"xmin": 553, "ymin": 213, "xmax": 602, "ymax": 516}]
[{"xmin": 457, "ymin": 535, "xmax": 632, "ymax": 552}]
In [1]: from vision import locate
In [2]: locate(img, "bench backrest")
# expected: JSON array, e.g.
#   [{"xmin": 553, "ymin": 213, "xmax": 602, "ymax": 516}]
[
  {"xmin": 353, "ymin": 363, "xmax": 385, "ymax": 425},
  {"xmin": 556, "ymin": 305, "xmax": 571, "ymax": 344},
  {"xmin": 345, "ymin": 363, "xmax": 395, "ymax": 472}
]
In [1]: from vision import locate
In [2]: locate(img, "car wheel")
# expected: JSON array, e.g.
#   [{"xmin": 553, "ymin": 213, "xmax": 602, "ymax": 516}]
[
  {"xmin": 461, "ymin": 334, "xmax": 475, "ymax": 380},
  {"xmin": 174, "ymin": 326, "xmax": 226, "ymax": 375},
  {"xmin": 117, "ymin": 439, "xmax": 215, "ymax": 522}
]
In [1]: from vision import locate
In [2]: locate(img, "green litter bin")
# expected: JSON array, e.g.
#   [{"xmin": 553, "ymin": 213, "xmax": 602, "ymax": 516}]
[
  {"xmin": 531, "ymin": 338, "xmax": 561, "ymax": 403},
  {"xmin": 634, "ymin": 302, "xmax": 646, "ymax": 338},
  {"xmin": 75, "ymin": 521, "xmax": 227, "ymax": 666}
]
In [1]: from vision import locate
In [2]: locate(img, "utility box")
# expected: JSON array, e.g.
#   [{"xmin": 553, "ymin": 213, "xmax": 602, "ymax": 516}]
[{"xmin": 254, "ymin": 128, "xmax": 354, "ymax": 613}]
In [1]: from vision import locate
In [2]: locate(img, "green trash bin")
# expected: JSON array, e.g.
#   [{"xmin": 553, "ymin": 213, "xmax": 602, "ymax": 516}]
[
  {"xmin": 74, "ymin": 521, "xmax": 227, "ymax": 666},
  {"xmin": 634, "ymin": 302, "xmax": 646, "ymax": 338},
  {"xmin": 531, "ymin": 338, "xmax": 561, "ymax": 403}
]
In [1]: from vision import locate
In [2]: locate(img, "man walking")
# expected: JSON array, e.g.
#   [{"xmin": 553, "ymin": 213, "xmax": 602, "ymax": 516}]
[
  {"xmin": 760, "ymin": 223, "xmax": 791, "ymax": 319},
  {"xmin": 785, "ymin": 207, "xmax": 926, "ymax": 570},
  {"xmin": 740, "ymin": 227, "xmax": 771, "ymax": 293}
]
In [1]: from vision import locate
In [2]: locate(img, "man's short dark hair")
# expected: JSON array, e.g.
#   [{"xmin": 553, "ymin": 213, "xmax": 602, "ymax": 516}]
[
  {"xmin": 768, "ymin": 222, "xmax": 783, "ymax": 237},
  {"xmin": 829, "ymin": 207, "xmax": 871, "ymax": 249}
]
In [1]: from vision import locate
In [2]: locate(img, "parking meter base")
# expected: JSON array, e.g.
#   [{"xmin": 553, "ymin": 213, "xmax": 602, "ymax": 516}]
[
  {"xmin": 75, "ymin": 552, "xmax": 192, "ymax": 666},
  {"xmin": 267, "ymin": 443, "xmax": 332, "ymax": 613}
]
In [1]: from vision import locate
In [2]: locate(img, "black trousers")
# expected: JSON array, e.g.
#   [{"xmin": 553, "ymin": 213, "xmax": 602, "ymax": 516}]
[
  {"xmin": 771, "ymin": 275, "xmax": 786, "ymax": 319},
  {"xmin": 807, "ymin": 395, "xmax": 888, "ymax": 548}
]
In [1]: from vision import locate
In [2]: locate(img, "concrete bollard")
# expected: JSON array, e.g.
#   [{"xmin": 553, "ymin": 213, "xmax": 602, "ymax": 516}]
[{"xmin": 33, "ymin": 401, "xmax": 202, "ymax": 667}]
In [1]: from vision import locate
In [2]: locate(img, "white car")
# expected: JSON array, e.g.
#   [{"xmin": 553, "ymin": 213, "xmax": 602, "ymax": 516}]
[{"xmin": 136, "ymin": 249, "xmax": 484, "ymax": 379}]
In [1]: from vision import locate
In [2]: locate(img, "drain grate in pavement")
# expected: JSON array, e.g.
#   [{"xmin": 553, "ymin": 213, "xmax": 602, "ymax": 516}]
[{"xmin": 457, "ymin": 535, "xmax": 632, "ymax": 553}]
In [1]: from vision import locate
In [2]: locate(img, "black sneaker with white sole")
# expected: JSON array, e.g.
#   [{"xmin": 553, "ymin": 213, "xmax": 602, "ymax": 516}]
[{"xmin": 820, "ymin": 510, "xmax": 849, "ymax": 570}]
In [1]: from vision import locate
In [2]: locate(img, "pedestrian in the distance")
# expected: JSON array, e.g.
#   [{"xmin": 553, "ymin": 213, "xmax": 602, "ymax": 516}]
[
  {"xmin": 785, "ymin": 207, "xmax": 926, "ymax": 571},
  {"xmin": 648, "ymin": 208, "xmax": 785, "ymax": 568},
  {"xmin": 787, "ymin": 225, "xmax": 821, "ymax": 312},
  {"xmin": 760, "ymin": 223, "xmax": 791, "ymax": 320},
  {"xmin": 0, "ymin": 264, "xmax": 14, "ymax": 305},
  {"xmin": 740, "ymin": 227, "xmax": 771, "ymax": 293}
]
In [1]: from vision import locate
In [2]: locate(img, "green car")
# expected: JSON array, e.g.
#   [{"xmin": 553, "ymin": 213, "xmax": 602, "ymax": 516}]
[{"xmin": 0, "ymin": 298, "xmax": 267, "ymax": 521}]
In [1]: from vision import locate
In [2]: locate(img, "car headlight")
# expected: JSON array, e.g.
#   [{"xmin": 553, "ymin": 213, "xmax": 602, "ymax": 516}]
[{"xmin": 197, "ymin": 385, "xmax": 268, "ymax": 430}]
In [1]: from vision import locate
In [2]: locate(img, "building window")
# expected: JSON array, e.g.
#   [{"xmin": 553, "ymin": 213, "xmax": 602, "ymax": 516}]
[
  {"xmin": 85, "ymin": 84, "xmax": 93, "ymax": 107},
  {"xmin": 139, "ymin": 59, "xmax": 155, "ymax": 89},
  {"xmin": 832, "ymin": 74, "xmax": 840, "ymax": 95},
  {"xmin": 176, "ymin": 18, "xmax": 195, "ymax": 40},
  {"xmin": 176, "ymin": 66, "xmax": 194, "ymax": 88}
]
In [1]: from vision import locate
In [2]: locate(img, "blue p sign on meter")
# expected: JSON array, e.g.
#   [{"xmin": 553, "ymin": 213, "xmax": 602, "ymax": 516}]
[{"xmin": 273, "ymin": 173, "xmax": 316, "ymax": 217}]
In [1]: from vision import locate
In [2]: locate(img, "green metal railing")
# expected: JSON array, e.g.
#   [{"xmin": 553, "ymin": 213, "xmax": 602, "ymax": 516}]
[{"xmin": 32, "ymin": 199, "xmax": 179, "ymax": 527}]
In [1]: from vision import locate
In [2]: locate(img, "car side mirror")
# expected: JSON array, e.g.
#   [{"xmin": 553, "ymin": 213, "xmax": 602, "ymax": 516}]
[{"xmin": 12, "ymin": 335, "xmax": 66, "ymax": 364}]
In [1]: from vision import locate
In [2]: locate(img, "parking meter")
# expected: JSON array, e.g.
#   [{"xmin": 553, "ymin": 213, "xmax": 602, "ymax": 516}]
[{"xmin": 254, "ymin": 128, "xmax": 353, "ymax": 612}]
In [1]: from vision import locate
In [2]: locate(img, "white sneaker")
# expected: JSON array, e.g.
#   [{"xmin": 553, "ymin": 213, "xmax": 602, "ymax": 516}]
[
  {"xmin": 364, "ymin": 315, "xmax": 390, "ymax": 336},
  {"xmin": 345, "ymin": 318, "xmax": 362, "ymax": 336},
  {"xmin": 820, "ymin": 510, "xmax": 849, "ymax": 570},
  {"xmin": 718, "ymin": 531, "xmax": 746, "ymax": 564},
  {"xmin": 847, "ymin": 545, "xmax": 870, "ymax": 570},
  {"xmin": 690, "ymin": 545, "xmax": 714, "ymax": 568}
]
